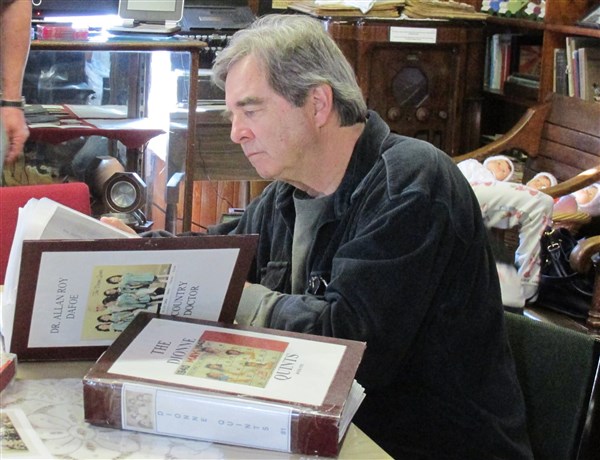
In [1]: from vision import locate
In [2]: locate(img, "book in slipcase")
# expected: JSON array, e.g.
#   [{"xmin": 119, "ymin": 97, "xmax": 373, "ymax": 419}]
[
  {"xmin": 2, "ymin": 234, "xmax": 258, "ymax": 361},
  {"xmin": 83, "ymin": 313, "xmax": 366, "ymax": 457}
]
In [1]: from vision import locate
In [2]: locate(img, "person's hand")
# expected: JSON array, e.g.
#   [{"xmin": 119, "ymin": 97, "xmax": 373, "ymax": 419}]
[
  {"xmin": 1, "ymin": 107, "xmax": 29, "ymax": 163},
  {"xmin": 100, "ymin": 216, "xmax": 138, "ymax": 235}
]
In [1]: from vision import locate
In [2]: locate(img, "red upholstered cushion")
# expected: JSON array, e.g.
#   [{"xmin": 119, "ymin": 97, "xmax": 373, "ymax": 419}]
[{"xmin": 0, "ymin": 183, "xmax": 91, "ymax": 284}]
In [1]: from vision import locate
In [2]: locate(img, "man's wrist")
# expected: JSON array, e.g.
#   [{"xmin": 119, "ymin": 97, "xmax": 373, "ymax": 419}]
[{"xmin": 0, "ymin": 96, "xmax": 26, "ymax": 109}]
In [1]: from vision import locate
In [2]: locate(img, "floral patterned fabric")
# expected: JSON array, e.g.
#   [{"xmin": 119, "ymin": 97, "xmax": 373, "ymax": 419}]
[{"xmin": 1, "ymin": 378, "xmax": 312, "ymax": 459}]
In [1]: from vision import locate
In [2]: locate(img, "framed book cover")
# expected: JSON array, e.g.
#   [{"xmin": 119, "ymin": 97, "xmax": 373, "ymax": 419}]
[
  {"xmin": 4, "ymin": 235, "xmax": 258, "ymax": 361},
  {"xmin": 83, "ymin": 313, "xmax": 366, "ymax": 456}
]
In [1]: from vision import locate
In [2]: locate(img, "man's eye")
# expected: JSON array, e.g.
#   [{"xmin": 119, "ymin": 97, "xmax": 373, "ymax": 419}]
[{"xmin": 244, "ymin": 110, "xmax": 255, "ymax": 117}]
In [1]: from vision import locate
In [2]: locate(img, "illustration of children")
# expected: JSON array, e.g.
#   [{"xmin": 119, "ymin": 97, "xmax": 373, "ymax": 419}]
[
  {"xmin": 125, "ymin": 390, "xmax": 155, "ymax": 429},
  {"xmin": 225, "ymin": 348, "xmax": 257, "ymax": 360},
  {"xmin": 205, "ymin": 371, "xmax": 253, "ymax": 384},
  {"xmin": 107, "ymin": 272, "xmax": 169, "ymax": 290}
]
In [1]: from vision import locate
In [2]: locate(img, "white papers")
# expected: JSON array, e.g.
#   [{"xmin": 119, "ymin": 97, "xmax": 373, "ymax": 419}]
[
  {"xmin": 315, "ymin": 0, "xmax": 376, "ymax": 14},
  {"xmin": 339, "ymin": 380, "xmax": 366, "ymax": 441},
  {"xmin": 64, "ymin": 104, "xmax": 128, "ymax": 119},
  {"xmin": 1, "ymin": 198, "xmax": 137, "ymax": 350}
]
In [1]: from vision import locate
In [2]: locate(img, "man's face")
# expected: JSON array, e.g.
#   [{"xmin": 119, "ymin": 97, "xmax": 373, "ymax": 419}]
[{"xmin": 224, "ymin": 55, "xmax": 318, "ymax": 182}]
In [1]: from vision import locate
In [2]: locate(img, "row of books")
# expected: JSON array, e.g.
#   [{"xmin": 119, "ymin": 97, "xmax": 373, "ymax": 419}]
[
  {"xmin": 553, "ymin": 37, "xmax": 600, "ymax": 102},
  {"xmin": 0, "ymin": 198, "xmax": 367, "ymax": 456},
  {"xmin": 484, "ymin": 32, "xmax": 541, "ymax": 97}
]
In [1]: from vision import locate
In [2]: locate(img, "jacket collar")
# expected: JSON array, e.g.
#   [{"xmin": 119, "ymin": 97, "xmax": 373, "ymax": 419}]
[{"xmin": 275, "ymin": 110, "xmax": 390, "ymax": 219}]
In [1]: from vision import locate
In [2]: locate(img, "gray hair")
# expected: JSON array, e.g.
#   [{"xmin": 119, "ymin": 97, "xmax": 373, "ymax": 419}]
[{"xmin": 211, "ymin": 14, "xmax": 367, "ymax": 126}]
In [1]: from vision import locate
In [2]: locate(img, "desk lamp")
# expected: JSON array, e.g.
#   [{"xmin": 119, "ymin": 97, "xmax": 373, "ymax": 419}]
[{"xmin": 92, "ymin": 156, "xmax": 152, "ymax": 232}]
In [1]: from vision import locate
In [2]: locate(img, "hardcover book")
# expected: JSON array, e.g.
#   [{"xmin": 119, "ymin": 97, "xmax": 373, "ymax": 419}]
[
  {"xmin": 565, "ymin": 36, "xmax": 600, "ymax": 98},
  {"xmin": 0, "ymin": 353, "xmax": 17, "ymax": 393},
  {"xmin": 553, "ymin": 48, "xmax": 568, "ymax": 95},
  {"xmin": 1, "ymin": 198, "xmax": 258, "ymax": 361},
  {"xmin": 577, "ymin": 47, "xmax": 600, "ymax": 102},
  {"xmin": 83, "ymin": 313, "xmax": 366, "ymax": 457}
]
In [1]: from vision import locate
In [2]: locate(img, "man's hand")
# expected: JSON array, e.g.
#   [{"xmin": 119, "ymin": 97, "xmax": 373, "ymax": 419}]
[
  {"xmin": 1, "ymin": 107, "xmax": 29, "ymax": 163},
  {"xmin": 100, "ymin": 216, "xmax": 138, "ymax": 235}
]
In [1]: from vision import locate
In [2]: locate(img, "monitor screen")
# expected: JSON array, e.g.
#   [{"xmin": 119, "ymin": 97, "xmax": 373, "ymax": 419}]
[
  {"xmin": 32, "ymin": 0, "xmax": 119, "ymax": 19},
  {"xmin": 118, "ymin": 0, "xmax": 185, "ymax": 22}
]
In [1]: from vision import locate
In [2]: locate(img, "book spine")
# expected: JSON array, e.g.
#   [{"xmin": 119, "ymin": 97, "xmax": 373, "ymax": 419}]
[
  {"xmin": 489, "ymin": 34, "xmax": 502, "ymax": 90},
  {"xmin": 83, "ymin": 378, "xmax": 341, "ymax": 456},
  {"xmin": 483, "ymin": 34, "xmax": 491, "ymax": 90},
  {"xmin": 566, "ymin": 37, "xmax": 575, "ymax": 97},
  {"xmin": 573, "ymin": 49, "xmax": 581, "ymax": 98},
  {"xmin": 553, "ymin": 48, "xmax": 568, "ymax": 95},
  {"xmin": 578, "ymin": 48, "xmax": 588, "ymax": 100},
  {"xmin": 500, "ymin": 35, "xmax": 512, "ymax": 91}
]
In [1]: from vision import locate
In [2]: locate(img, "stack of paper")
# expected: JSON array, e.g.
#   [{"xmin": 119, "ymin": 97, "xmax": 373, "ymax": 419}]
[
  {"xmin": 290, "ymin": 0, "xmax": 405, "ymax": 17},
  {"xmin": 403, "ymin": 0, "xmax": 488, "ymax": 19}
]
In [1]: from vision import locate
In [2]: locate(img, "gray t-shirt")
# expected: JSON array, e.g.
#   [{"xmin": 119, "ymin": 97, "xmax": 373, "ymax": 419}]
[
  {"xmin": 235, "ymin": 189, "xmax": 333, "ymax": 327},
  {"xmin": 291, "ymin": 190, "xmax": 332, "ymax": 293}
]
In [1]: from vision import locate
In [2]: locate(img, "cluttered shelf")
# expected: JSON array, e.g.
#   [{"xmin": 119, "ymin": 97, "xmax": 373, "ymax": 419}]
[
  {"xmin": 20, "ymin": 35, "xmax": 209, "ymax": 232},
  {"xmin": 25, "ymin": 104, "xmax": 165, "ymax": 149},
  {"xmin": 485, "ymin": 15, "xmax": 546, "ymax": 30},
  {"xmin": 485, "ymin": 15, "xmax": 600, "ymax": 38},
  {"xmin": 30, "ymin": 36, "xmax": 207, "ymax": 53},
  {"xmin": 477, "ymin": 0, "xmax": 600, "ymax": 148},
  {"xmin": 546, "ymin": 23, "xmax": 600, "ymax": 39}
]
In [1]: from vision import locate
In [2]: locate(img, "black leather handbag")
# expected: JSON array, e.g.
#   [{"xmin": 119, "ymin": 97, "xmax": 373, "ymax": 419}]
[{"xmin": 536, "ymin": 227, "xmax": 594, "ymax": 319}]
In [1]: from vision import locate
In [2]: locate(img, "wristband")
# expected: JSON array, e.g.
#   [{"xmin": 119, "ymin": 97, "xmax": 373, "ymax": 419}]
[{"xmin": 0, "ymin": 97, "xmax": 26, "ymax": 109}]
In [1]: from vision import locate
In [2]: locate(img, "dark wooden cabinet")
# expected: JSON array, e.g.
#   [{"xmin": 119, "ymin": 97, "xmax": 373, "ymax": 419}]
[
  {"xmin": 479, "ymin": 0, "xmax": 600, "ymax": 143},
  {"xmin": 324, "ymin": 19, "xmax": 485, "ymax": 156}
]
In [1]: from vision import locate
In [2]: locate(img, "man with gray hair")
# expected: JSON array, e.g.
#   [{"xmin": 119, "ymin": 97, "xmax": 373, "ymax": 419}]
[
  {"xmin": 209, "ymin": 14, "xmax": 532, "ymax": 459},
  {"xmin": 105, "ymin": 13, "xmax": 533, "ymax": 459}
]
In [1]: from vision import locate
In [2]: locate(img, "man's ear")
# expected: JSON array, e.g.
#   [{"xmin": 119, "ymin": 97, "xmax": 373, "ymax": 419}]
[{"xmin": 311, "ymin": 84, "xmax": 333, "ymax": 128}]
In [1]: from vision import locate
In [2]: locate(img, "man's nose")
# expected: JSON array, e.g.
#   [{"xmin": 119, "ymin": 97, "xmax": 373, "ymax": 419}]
[{"xmin": 230, "ymin": 117, "xmax": 251, "ymax": 144}]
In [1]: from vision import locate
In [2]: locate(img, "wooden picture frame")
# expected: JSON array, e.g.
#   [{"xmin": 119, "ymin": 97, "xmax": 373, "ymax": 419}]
[{"xmin": 6, "ymin": 235, "xmax": 258, "ymax": 361}]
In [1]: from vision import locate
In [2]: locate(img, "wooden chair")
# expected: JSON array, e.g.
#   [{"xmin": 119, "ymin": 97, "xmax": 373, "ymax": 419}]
[
  {"xmin": 504, "ymin": 312, "xmax": 600, "ymax": 460},
  {"xmin": 0, "ymin": 182, "xmax": 91, "ymax": 284},
  {"xmin": 454, "ymin": 94, "xmax": 600, "ymax": 329},
  {"xmin": 453, "ymin": 93, "xmax": 600, "ymax": 199}
]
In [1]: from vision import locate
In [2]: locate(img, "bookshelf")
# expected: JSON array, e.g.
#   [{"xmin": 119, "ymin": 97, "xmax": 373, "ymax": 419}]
[{"xmin": 478, "ymin": 0, "xmax": 600, "ymax": 144}]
